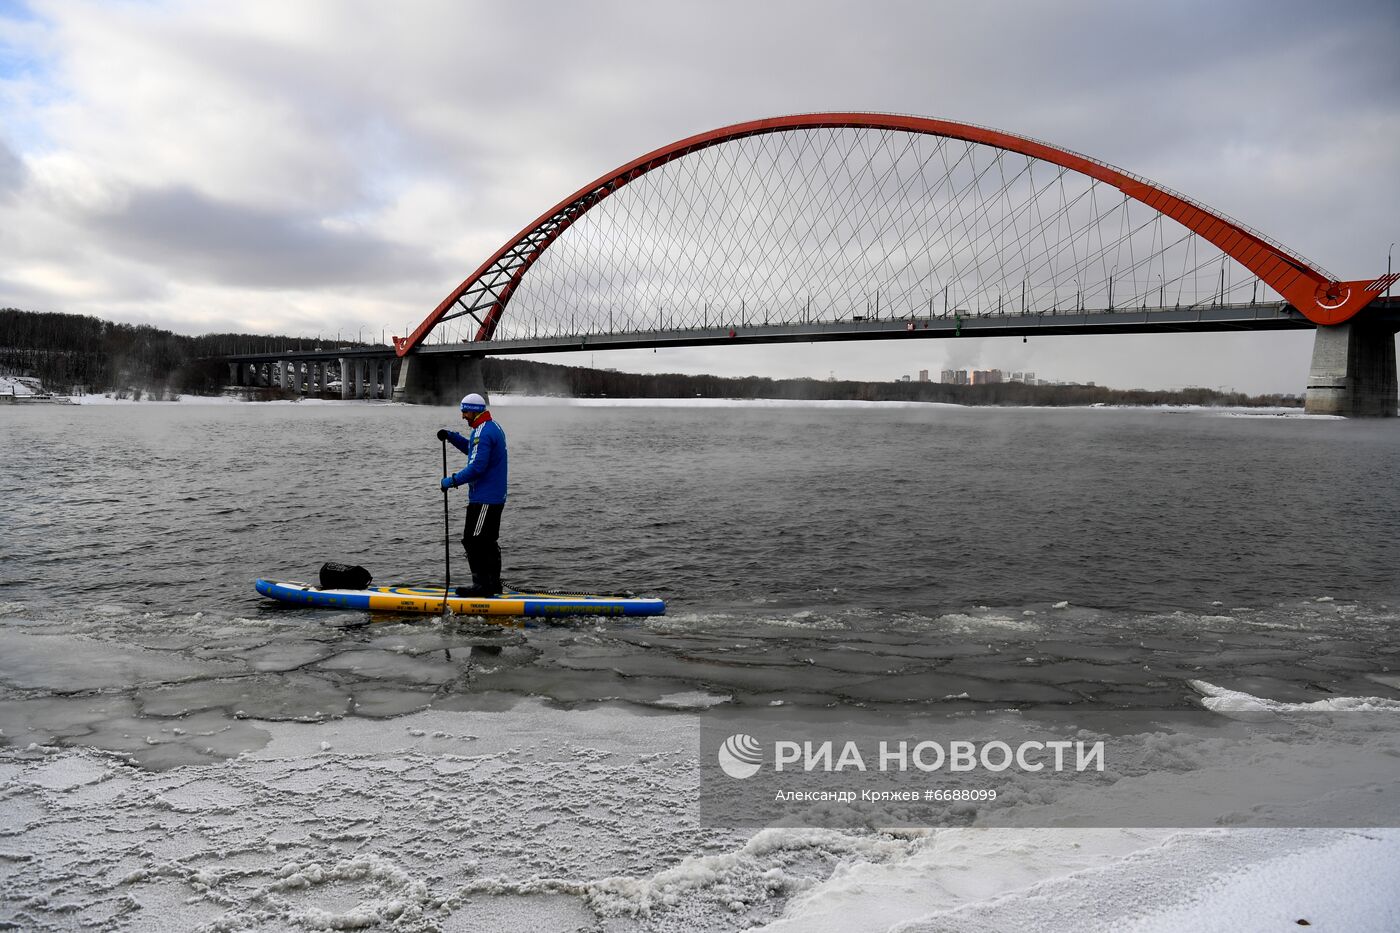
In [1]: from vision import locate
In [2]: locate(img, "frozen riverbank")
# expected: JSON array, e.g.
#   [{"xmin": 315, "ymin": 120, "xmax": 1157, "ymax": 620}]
[
  {"xmin": 5, "ymin": 400, "xmax": 1398, "ymax": 929},
  {"xmin": 0, "ymin": 375, "xmax": 73, "ymax": 404},
  {"xmin": 2, "ymin": 601, "xmax": 1397, "ymax": 930},
  {"xmin": 47, "ymin": 386, "xmax": 1314, "ymax": 419},
  {"xmin": 4, "ymin": 697, "xmax": 1399, "ymax": 932}
]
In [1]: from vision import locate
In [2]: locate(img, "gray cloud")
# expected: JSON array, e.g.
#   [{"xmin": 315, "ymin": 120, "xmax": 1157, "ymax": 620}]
[
  {"xmin": 89, "ymin": 185, "xmax": 442, "ymax": 289},
  {"xmin": 0, "ymin": 137, "xmax": 25, "ymax": 199},
  {"xmin": 3, "ymin": 0, "xmax": 1397, "ymax": 393}
]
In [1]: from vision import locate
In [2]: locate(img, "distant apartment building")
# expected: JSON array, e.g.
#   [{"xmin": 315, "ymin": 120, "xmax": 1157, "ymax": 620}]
[
  {"xmin": 946, "ymin": 368, "xmax": 1042, "ymax": 386},
  {"xmin": 918, "ymin": 369, "xmax": 929, "ymax": 382}
]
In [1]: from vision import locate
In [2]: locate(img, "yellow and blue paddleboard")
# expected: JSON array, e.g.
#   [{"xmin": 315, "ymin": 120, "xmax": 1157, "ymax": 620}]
[{"xmin": 254, "ymin": 580, "xmax": 665, "ymax": 619}]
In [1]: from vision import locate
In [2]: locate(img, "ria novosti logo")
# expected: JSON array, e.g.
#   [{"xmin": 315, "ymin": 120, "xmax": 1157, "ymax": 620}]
[
  {"xmin": 714, "ymin": 735, "xmax": 1106, "ymax": 779},
  {"xmin": 717, "ymin": 733, "xmax": 763, "ymax": 779}
]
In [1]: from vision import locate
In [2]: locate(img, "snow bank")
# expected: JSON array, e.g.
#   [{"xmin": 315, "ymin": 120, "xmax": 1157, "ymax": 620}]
[
  {"xmin": 1191, "ymin": 679, "xmax": 1400, "ymax": 713},
  {"xmin": 0, "ymin": 375, "xmax": 41, "ymax": 396},
  {"xmin": 4, "ymin": 687, "xmax": 1399, "ymax": 931},
  {"xmin": 22, "ymin": 383, "xmax": 1313, "ymax": 415}
]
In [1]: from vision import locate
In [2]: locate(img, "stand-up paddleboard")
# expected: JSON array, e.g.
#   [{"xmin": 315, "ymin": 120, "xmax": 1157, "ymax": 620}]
[{"xmin": 254, "ymin": 579, "xmax": 665, "ymax": 618}]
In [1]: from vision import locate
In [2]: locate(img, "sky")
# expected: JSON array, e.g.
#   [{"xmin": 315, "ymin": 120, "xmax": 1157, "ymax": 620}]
[{"xmin": 1, "ymin": 0, "xmax": 1397, "ymax": 394}]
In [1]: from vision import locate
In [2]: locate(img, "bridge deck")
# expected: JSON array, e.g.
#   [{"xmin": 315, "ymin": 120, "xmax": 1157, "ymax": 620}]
[{"xmin": 226, "ymin": 302, "xmax": 1321, "ymax": 363}]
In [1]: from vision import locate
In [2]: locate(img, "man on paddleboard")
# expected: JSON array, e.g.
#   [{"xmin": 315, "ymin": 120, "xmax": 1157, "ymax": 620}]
[{"xmin": 437, "ymin": 393, "xmax": 508, "ymax": 597}]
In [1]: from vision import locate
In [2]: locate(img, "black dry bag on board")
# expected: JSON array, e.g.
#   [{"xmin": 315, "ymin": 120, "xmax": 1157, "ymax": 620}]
[{"xmin": 319, "ymin": 562, "xmax": 373, "ymax": 590}]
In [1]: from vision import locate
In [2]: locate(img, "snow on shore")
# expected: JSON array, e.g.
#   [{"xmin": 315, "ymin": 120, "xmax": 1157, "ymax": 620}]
[
  {"xmin": 3, "ymin": 684, "xmax": 1398, "ymax": 931},
  {"xmin": 0, "ymin": 375, "xmax": 72, "ymax": 401},
  {"xmin": 0, "ymin": 375, "xmax": 43, "ymax": 396},
  {"xmin": 0, "ymin": 377, "xmax": 1299, "ymax": 414}
]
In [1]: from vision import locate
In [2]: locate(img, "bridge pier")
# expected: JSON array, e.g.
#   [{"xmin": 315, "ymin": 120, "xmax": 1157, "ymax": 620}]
[
  {"xmin": 1305, "ymin": 319, "xmax": 1398, "ymax": 417},
  {"xmin": 393, "ymin": 354, "xmax": 488, "ymax": 405}
]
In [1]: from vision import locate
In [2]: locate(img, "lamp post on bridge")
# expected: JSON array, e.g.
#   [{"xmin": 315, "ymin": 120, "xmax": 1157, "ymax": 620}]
[{"xmin": 1388, "ymin": 242, "xmax": 1394, "ymax": 300}]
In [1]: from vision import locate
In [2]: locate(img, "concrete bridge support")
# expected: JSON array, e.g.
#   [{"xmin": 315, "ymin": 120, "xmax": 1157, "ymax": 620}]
[
  {"xmin": 1305, "ymin": 319, "xmax": 1398, "ymax": 417},
  {"xmin": 393, "ymin": 354, "xmax": 489, "ymax": 406},
  {"xmin": 382, "ymin": 359, "xmax": 398, "ymax": 399},
  {"xmin": 371, "ymin": 360, "xmax": 385, "ymax": 399},
  {"xmin": 332, "ymin": 358, "xmax": 391, "ymax": 399},
  {"xmin": 324, "ymin": 358, "xmax": 397, "ymax": 400}
]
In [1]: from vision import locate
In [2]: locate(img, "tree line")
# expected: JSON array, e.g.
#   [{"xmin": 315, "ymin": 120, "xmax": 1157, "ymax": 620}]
[
  {"xmin": 0, "ymin": 308, "xmax": 369, "ymax": 397},
  {"xmin": 2, "ymin": 306, "xmax": 1299, "ymax": 408}
]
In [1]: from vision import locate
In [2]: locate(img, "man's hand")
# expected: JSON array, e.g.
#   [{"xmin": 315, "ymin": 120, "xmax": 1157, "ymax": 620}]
[
  {"xmin": 440, "ymin": 476, "xmax": 454, "ymax": 491},
  {"xmin": 437, "ymin": 429, "xmax": 451, "ymax": 441}
]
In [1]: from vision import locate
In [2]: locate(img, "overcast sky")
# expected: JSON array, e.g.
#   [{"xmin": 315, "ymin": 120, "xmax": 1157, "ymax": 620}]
[{"xmin": 2, "ymin": 0, "xmax": 1397, "ymax": 393}]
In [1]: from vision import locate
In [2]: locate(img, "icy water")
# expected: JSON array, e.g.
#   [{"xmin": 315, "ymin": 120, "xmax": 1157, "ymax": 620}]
[
  {"xmin": 2, "ymin": 401, "xmax": 1400, "ymax": 761},
  {"xmin": 3, "ymin": 399, "xmax": 1400, "ymax": 932}
]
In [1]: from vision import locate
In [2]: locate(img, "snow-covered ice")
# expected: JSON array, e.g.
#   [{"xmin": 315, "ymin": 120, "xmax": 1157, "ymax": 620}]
[{"xmin": 4, "ymin": 688, "xmax": 1399, "ymax": 931}]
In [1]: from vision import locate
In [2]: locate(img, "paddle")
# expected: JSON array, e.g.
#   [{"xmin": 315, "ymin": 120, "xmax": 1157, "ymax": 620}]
[{"xmin": 441, "ymin": 437, "xmax": 451, "ymax": 617}]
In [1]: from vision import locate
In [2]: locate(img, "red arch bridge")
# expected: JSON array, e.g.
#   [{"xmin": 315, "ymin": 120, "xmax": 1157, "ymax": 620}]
[{"xmin": 226, "ymin": 113, "xmax": 1400, "ymax": 416}]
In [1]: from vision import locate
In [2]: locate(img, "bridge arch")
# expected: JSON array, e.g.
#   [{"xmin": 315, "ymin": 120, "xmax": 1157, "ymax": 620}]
[{"xmin": 395, "ymin": 112, "xmax": 1394, "ymax": 356}]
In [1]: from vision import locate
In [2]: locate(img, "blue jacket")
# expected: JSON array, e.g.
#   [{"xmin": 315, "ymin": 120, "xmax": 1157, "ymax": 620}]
[{"xmin": 444, "ymin": 417, "xmax": 508, "ymax": 504}]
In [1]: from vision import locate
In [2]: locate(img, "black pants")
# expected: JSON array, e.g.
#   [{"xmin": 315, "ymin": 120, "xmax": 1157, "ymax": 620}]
[{"xmin": 461, "ymin": 502, "xmax": 504, "ymax": 591}]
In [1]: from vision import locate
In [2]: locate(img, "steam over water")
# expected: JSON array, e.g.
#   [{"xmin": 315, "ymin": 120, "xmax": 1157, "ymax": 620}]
[
  {"xmin": 3, "ymin": 399, "xmax": 1400, "ymax": 930},
  {"xmin": 4, "ymin": 402, "xmax": 1400, "ymax": 741}
]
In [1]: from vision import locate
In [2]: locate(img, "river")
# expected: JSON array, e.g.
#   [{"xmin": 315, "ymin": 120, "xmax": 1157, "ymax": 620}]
[{"xmin": 2, "ymin": 398, "xmax": 1398, "ymax": 931}]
